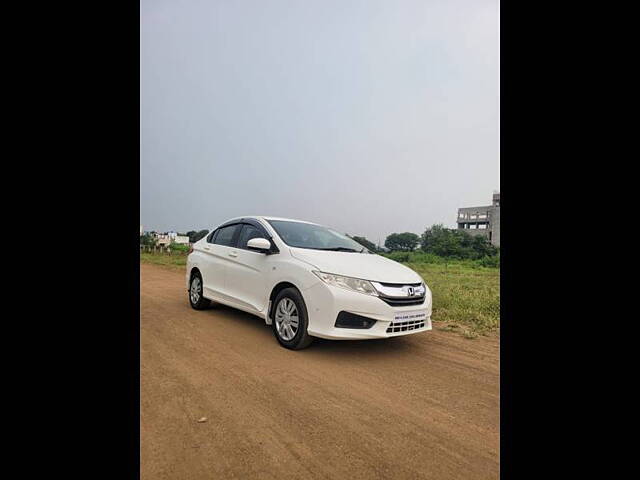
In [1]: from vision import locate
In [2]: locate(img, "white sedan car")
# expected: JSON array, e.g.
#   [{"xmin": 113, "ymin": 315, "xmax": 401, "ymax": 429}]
[{"xmin": 186, "ymin": 216, "xmax": 432, "ymax": 349}]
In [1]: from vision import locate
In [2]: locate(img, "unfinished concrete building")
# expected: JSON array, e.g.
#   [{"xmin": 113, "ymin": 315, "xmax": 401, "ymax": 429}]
[{"xmin": 457, "ymin": 193, "xmax": 500, "ymax": 247}]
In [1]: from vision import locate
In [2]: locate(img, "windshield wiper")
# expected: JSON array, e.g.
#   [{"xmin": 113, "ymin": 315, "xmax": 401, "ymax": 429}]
[{"xmin": 314, "ymin": 247, "xmax": 359, "ymax": 252}]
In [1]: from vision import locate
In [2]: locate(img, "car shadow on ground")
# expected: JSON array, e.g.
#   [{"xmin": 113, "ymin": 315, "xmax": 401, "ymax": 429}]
[
  {"xmin": 202, "ymin": 303, "xmax": 274, "ymax": 339},
  {"xmin": 204, "ymin": 302, "xmax": 416, "ymax": 356},
  {"xmin": 311, "ymin": 336, "xmax": 413, "ymax": 354}
]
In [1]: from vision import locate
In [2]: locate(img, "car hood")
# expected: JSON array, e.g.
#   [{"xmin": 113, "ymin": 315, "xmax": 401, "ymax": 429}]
[{"xmin": 289, "ymin": 248, "xmax": 423, "ymax": 284}]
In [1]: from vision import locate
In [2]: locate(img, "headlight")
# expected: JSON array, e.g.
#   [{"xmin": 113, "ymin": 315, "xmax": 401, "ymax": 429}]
[{"xmin": 312, "ymin": 271, "xmax": 378, "ymax": 296}]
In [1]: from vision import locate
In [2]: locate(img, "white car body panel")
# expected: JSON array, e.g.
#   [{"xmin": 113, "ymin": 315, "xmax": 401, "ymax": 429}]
[{"xmin": 186, "ymin": 216, "xmax": 432, "ymax": 340}]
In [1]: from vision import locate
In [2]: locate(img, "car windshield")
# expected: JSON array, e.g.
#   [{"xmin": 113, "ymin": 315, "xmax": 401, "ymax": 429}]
[{"xmin": 267, "ymin": 220, "xmax": 370, "ymax": 252}]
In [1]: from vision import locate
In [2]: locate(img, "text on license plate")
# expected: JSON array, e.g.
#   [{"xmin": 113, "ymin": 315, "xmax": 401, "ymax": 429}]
[{"xmin": 394, "ymin": 310, "xmax": 427, "ymax": 322}]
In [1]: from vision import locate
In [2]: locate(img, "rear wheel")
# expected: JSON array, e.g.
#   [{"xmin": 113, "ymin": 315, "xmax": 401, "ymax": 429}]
[
  {"xmin": 189, "ymin": 272, "xmax": 211, "ymax": 310},
  {"xmin": 272, "ymin": 288, "xmax": 314, "ymax": 350}
]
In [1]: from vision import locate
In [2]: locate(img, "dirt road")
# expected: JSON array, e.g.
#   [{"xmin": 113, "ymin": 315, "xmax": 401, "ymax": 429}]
[{"xmin": 141, "ymin": 263, "xmax": 499, "ymax": 479}]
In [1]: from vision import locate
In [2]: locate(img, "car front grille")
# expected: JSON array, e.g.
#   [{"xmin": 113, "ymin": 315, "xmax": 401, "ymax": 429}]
[
  {"xmin": 386, "ymin": 318, "xmax": 426, "ymax": 333},
  {"xmin": 379, "ymin": 296, "xmax": 426, "ymax": 307},
  {"xmin": 373, "ymin": 281, "xmax": 426, "ymax": 307}
]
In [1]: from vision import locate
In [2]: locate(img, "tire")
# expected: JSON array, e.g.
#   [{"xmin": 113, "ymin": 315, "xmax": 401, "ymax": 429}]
[
  {"xmin": 189, "ymin": 271, "xmax": 211, "ymax": 310},
  {"xmin": 271, "ymin": 287, "xmax": 314, "ymax": 350}
]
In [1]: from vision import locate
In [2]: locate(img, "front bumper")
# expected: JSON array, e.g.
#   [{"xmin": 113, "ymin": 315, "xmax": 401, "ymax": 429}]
[{"xmin": 302, "ymin": 281, "xmax": 432, "ymax": 340}]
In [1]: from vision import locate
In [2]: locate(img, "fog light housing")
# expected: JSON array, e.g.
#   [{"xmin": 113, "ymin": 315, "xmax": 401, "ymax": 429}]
[{"xmin": 335, "ymin": 311, "xmax": 377, "ymax": 329}]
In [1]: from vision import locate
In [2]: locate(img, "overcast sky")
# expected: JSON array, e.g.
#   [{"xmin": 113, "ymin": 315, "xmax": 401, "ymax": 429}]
[{"xmin": 141, "ymin": 0, "xmax": 499, "ymax": 244}]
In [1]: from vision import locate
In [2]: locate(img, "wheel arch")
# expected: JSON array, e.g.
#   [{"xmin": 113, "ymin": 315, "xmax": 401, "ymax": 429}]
[
  {"xmin": 266, "ymin": 281, "xmax": 302, "ymax": 325},
  {"xmin": 189, "ymin": 266, "xmax": 202, "ymax": 280}
]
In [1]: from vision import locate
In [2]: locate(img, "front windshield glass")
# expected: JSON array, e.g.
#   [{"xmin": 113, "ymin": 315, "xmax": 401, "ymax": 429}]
[{"xmin": 267, "ymin": 220, "xmax": 369, "ymax": 252}]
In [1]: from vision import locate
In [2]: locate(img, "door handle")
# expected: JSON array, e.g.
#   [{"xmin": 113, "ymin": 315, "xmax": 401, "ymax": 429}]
[
  {"xmin": 228, "ymin": 251, "xmax": 238, "ymax": 258},
  {"xmin": 204, "ymin": 246, "xmax": 210, "ymax": 251}
]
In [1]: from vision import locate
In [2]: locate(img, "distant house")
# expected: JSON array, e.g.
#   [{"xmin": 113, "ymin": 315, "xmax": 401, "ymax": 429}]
[
  {"xmin": 172, "ymin": 235, "xmax": 189, "ymax": 245},
  {"xmin": 168, "ymin": 231, "xmax": 189, "ymax": 245},
  {"xmin": 140, "ymin": 225, "xmax": 143, "ymax": 236},
  {"xmin": 155, "ymin": 234, "xmax": 172, "ymax": 247},
  {"xmin": 153, "ymin": 232, "xmax": 190, "ymax": 246}
]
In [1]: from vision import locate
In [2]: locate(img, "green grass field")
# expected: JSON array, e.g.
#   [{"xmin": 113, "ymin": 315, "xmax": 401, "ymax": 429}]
[
  {"xmin": 140, "ymin": 252, "xmax": 499, "ymax": 338},
  {"xmin": 140, "ymin": 252, "xmax": 189, "ymax": 269},
  {"xmin": 407, "ymin": 262, "xmax": 499, "ymax": 338}
]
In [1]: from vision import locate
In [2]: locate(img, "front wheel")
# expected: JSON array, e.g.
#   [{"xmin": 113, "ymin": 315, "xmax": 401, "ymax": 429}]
[
  {"xmin": 272, "ymin": 288, "xmax": 314, "ymax": 350},
  {"xmin": 189, "ymin": 272, "xmax": 211, "ymax": 310}
]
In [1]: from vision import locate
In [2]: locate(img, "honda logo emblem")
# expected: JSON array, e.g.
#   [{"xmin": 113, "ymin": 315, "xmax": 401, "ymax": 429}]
[{"xmin": 407, "ymin": 286, "xmax": 415, "ymax": 296}]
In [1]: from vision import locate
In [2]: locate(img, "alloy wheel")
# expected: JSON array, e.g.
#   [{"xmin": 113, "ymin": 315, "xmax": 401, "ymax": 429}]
[
  {"xmin": 190, "ymin": 276, "xmax": 201, "ymax": 304},
  {"xmin": 275, "ymin": 298, "xmax": 299, "ymax": 341}
]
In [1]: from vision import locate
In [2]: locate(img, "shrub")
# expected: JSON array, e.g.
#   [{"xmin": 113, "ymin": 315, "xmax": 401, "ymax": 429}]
[
  {"xmin": 386, "ymin": 251, "xmax": 410, "ymax": 262},
  {"xmin": 421, "ymin": 224, "xmax": 498, "ymax": 260},
  {"xmin": 406, "ymin": 252, "xmax": 446, "ymax": 264},
  {"xmin": 169, "ymin": 242, "xmax": 190, "ymax": 252},
  {"xmin": 140, "ymin": 233, "xmax": 156, "ymax": 247},
  {"xmin": 477, "ymin": 254, "xmax": 500, "ymax": 268}
]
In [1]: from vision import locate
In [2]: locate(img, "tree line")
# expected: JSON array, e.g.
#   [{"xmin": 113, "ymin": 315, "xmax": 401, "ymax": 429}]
[
  {"xmin": 350, "ymin": 224, "xmax": 498, "ymax": 260},
  {"xmin": 143, "ymin": 225, "xmax": 497, "ymax": 261}
]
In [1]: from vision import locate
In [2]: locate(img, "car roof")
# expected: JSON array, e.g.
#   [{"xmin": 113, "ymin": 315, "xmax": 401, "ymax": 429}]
[
  {"xmin": 259, "ymin": 216, "xmax": 318, "ymax": 224},
  {"xmin": 214, "ymin": 216, "xmax": 319, "ymax": 229},
  {"xmin": 219, "ymin": 216, "xmax": 317, "ymax": 225}
]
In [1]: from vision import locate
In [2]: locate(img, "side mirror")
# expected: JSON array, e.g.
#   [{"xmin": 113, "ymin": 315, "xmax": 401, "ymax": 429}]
[{"xmin": 247, "ymin": 237, "xmax": 272, "ymax": 253}]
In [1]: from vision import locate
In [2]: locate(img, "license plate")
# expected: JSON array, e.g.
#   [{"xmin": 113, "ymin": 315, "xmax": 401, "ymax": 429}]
[{"xmin": 393, "ymin": 310, "xmax": 427, "ymax": 322}]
